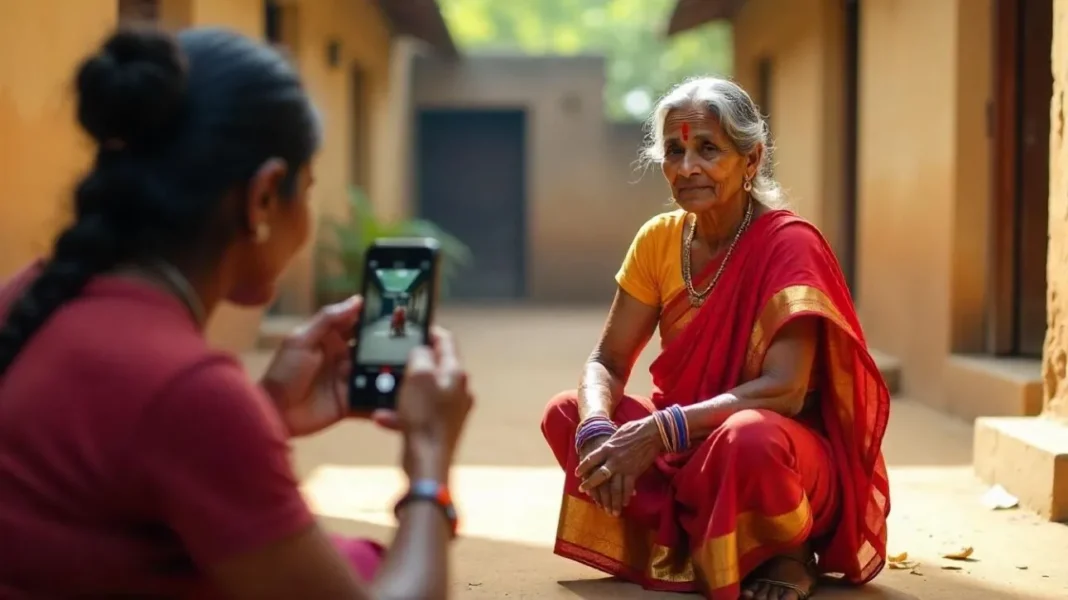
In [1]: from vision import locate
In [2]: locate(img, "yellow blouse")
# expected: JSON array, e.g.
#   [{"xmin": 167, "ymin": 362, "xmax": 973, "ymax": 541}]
[{"xmin": 614, "ymin": 210, "xmax": 689, "ymax": 308}]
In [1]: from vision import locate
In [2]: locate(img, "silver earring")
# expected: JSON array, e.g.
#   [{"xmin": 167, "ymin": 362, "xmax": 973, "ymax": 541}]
[
  {"xmin": 743, "ymin": 178, "xmax": 753, "ymax": 193},
  {"xmin": 255, "ymin": 222, "xmax": 271, "ymax": 243}
]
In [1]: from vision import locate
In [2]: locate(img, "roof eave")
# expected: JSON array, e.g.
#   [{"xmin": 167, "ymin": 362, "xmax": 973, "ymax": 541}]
[
  {"xmin": 664, "ymin": 0, "xmax": 746, "ymax": 37},
  {"xmin": 371, "ymin": 0, "xmax": 459, "ymax": 58}
]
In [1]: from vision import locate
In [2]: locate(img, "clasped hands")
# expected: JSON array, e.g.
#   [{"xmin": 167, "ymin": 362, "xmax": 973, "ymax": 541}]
[{"xmin": 575, "ymin": 416, "xmax": 663, "ymax": 517}]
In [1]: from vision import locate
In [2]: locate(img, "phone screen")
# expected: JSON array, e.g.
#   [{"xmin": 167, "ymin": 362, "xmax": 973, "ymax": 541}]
[{"xmin": 350, "ymin": 240, "xmax": 438, "ymax": 411}]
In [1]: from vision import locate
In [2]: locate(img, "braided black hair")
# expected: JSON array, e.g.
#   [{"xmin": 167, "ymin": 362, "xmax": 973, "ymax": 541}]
[{"xmin": 0, "ymin": 26, "xmax": 320, "ymax": 376}]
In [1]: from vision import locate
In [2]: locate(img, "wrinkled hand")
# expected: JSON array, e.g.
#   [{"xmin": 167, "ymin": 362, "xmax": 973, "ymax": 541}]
[
  {"xmin": 577, "ymin": 434, "xmax": 612, "ymax": 510},
  {"xmin": 260, "ymin": 295, "xmax": 384, "ymax": 437},
  {"xmin": 576, "ymin": 417, "xmax": 663, "ymax": 517}
]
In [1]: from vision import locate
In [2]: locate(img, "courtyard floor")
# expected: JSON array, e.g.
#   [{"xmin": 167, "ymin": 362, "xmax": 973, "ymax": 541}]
[{"xmin": 245, "ymin": 306, "xmax": 1068, "ymax": 599}]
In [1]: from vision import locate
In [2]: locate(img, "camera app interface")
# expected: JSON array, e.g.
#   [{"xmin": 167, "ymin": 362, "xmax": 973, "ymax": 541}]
[{"xmin": 353, "ymin": 258, "xmax": 432, "ymax": 397}]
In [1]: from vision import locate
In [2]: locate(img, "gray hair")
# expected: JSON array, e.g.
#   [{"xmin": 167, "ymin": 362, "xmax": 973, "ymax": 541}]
[{"xmin": 640, "ymin": 76, "xmax": 784, "ymax": 208}]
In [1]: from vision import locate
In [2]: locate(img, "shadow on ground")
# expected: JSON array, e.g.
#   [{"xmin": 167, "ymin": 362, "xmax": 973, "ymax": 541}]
[
  {"xmin": 248, "ymin": 306, "xmax": 1068, "ymax": 599},
  {"xmin": 323, "ymin": 512, "xmax": 1053, "ymax": 600}
]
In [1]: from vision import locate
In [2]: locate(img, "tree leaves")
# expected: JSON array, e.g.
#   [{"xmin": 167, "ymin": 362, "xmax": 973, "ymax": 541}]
[
  {"xmin": 440, "ymin": 0, "xmax": 733, "ymax": 121},
  {"xmin": 314, "ymin": 188, "xmax": 472, "ymax": 304}
]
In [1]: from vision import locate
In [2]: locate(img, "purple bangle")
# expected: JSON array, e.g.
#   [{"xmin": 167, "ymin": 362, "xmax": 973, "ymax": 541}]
[
  {"xmin": 575, "ymin": 416, "xmax": 616, "ymax": 451},
  {"xmin": 575, "ymin": 422, "xmax": 615, "ymax": 449}
]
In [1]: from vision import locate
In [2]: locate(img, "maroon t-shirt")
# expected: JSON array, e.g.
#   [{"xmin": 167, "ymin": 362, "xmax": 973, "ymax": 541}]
[{"xmin": 0, "ymin": 266, "xmax": 315, "ymax": 597}]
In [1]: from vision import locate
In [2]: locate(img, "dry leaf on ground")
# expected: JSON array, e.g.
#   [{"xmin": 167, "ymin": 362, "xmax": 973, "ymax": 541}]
[
  {"xmin": 941, "ymin": 546, "xmax": 974, "ymax": 560},
  {"xmin": 887, "ymin": 552, "xmax": 919, "ymax": 571}
]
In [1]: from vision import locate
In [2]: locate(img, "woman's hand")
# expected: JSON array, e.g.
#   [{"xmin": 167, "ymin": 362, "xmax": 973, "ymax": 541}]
[
  {"xmin": 576, "ymin": 417, "xmax": 663, "ymax": 517},
  {"xmin": 394, "ymin": 327, "xmax": 475, "ymax": 481},
  {"xmin": 260, "ymin": 295, "xmax": 369, "ymax": 437},
  {"xmin": 577, "ymin": 434, "xmax": 612, "ymax": 510}
]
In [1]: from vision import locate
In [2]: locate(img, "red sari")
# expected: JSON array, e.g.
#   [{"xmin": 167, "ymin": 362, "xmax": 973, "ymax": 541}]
[{"xmin": 541, "ymin": 211, "xmax": 890, "ymax": 598}]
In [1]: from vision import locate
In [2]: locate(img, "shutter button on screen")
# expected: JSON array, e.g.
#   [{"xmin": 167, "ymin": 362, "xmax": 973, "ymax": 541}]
[{"xmin": 375, "ymin": 372, "xmax": 396, "ymax": 394}]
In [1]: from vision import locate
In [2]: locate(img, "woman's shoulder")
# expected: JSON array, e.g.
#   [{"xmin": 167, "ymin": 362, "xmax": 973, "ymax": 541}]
[
  {"xmin": 633, "ymin": 209, "xmax": 687, "ymax": 243},
  {"xmin": 761, "ymin": 210, "xmax": 829, "ymax": 248},
  {"xmin": 755, "ymin": 211, "xmax": 842, "ymax": 278},
  {"xmin": 638, "ymin": 208, "xmax": 687, "ymax": 230}
]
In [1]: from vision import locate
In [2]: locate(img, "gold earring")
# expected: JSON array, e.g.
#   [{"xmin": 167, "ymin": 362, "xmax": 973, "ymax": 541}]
[{"xmin": 255, "ymin": 222, "xmax": 271, "ymax": 243}]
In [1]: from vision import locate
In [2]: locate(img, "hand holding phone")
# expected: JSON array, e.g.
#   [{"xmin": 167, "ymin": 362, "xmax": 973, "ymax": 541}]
[
  {"xmin": 349, "ymin": 238, "xmax": 441, "ymax": 413},
  {"xmin": 389, "ymin": 327, "xmax": 474, "ymax": 476},
  {"xmin": 260, "ymin": 295, "xmax": 363, "ymax": 437}
]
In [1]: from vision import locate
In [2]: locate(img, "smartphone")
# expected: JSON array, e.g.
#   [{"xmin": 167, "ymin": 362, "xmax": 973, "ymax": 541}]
[{"xmin": 349, "ymin": 238, "xmax": 441, "ymax": 413}]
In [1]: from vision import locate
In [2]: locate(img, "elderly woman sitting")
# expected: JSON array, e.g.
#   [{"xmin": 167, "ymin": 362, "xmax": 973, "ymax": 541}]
[{"xmin": 540, "ymin": 77, "xmax": 890, "ymax": 600}]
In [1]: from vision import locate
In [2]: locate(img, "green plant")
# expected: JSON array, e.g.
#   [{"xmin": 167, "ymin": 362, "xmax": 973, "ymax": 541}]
[{"xmin": 315, "ymin": 188, "xmax": 472, "ymax": 305}]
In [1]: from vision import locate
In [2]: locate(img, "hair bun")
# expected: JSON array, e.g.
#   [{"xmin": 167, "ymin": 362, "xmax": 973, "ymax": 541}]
[{"xmin": 76, "ymin": 27, "xmax": 188, "ymax": 148}]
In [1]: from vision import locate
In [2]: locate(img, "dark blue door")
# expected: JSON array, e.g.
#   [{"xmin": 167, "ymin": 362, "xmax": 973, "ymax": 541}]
[{"xmin": 417, "ymin": 109, "xmax": 526, "ymax": 300}]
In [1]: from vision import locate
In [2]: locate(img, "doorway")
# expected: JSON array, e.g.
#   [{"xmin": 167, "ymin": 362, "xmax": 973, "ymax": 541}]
[
  {"xmin": 417, "ymin": 109, "xmax": 527, "ymax": 300},
  {"xmin": 841, "ymin": 0, "xmax": 861, "ymax": 296},
  {"xmin": 990, "ymin": 0, "xmax": 1053, "ymax": 357}
]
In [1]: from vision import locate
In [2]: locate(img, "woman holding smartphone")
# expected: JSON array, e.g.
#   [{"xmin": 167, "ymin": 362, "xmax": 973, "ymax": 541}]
[{"xmin": 0, "ymin": 26, "xmax": 471, "ymax": 599}]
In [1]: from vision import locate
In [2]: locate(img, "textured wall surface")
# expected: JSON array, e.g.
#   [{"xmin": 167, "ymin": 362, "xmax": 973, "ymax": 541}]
[{"xmin": 1043, "ymin": 0, "xmax": 1068, "ymax": 419}]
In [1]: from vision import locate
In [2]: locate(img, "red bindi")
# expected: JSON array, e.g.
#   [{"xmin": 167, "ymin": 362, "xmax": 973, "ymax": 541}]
[{"xmin": 681, "ymin": 122, "xmax": 690, "ymax": 142}]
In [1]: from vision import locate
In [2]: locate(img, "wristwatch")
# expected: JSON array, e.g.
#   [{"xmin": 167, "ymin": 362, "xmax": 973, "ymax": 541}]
[{"xmin": 394, "ymin": 479, "xmax": 459, "ymax": 538}]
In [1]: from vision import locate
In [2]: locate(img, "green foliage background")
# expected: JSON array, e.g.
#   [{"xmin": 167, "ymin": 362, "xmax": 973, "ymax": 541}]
[{"xmin": 440, "ymin": 0, "xmax": 733, "ymax": 122}]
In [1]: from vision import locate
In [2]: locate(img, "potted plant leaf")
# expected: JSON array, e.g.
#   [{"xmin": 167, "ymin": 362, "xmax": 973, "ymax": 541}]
[{"xmin": 314, "ymin": 187, "xmax": 472, "ymax": 306}]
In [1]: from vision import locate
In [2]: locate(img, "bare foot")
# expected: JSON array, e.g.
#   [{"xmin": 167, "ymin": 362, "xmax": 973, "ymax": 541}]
[{"xmin": 740, "ymin": 554, "xmax": 816, "ymax": 600}]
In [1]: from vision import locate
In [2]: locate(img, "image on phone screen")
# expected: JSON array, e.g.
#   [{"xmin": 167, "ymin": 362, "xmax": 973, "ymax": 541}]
[
  {"xmin": 350, "ymin": 242, "xmax": 438, "ymax": 412},
  {"xmin": 357, "ymin": 263, "xmax": 431, "ymax": 365}
]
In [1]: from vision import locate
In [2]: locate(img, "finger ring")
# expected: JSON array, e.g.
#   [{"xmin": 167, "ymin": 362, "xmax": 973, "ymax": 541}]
[{"xmin": 599, "ymin": 465, "xmax": 613, "ymax": 478}]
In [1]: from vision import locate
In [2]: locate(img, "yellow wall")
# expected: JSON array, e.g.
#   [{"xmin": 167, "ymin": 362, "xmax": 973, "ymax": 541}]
[
  {"xmin": 272, "ymin": 0, "xmax": 393, "ymax": 315},
  {"xmin": 855, "ymin": 0, "xmax": 991, "ymax": 411},
  {"xmin": 733, "ymin": 0, "xmax": 847, "ymax": 258},
  {"xmin": 0, "ymin": 0, "xmax": 400, "ymax": 353},
  {"xmin": 0, "ymin": 1, "xmax": 115, "ymax": 278},
  {"xmin": 732, "ymin": 0, "xmax": 993, "ymax": 411}
]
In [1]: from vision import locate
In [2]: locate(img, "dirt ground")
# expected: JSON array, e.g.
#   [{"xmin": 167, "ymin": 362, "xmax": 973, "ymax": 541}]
[{"xmin": 246, "ymin": 306, "xmax": 1068, "ymax": 600}]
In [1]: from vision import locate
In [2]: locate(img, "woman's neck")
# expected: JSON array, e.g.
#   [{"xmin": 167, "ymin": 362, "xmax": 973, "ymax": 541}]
[
  {"xmin": 693, "ymin": 193, "xmax": 750, "ymax": 251},
  {"xmin": 114, "ymin": 259, "xmax": 221, "ymax": 329}
]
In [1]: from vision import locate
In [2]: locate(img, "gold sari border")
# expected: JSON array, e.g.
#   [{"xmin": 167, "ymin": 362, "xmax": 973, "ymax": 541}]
[
  {"xmin": 555, "ymin": 492, "xmax": 814, "ymax": 591},
  {"xmin": 658, "ymin": 249, "xmax": 726, "ymax": 345},
  {"xmin": 690, "ymin": 495, "xmax": 813, "ymax": 590},
  {"xmin": 555, "ymin": 494, "xmax": 695, "ymax": 584},
  {"xmin": 743, "ymin": 285, "xmax": 854, "ymax": 380},
  {"xmin": 658, "ymin": 283, "xmax": 697, "ymax": 346},
  {"xmin": 742, "ymin": 284, "xmax": 890, "ymax": 578}
]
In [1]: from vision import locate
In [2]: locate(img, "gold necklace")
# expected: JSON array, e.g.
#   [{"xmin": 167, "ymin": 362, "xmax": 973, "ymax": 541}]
[{"xmin": 681, "ymin": 199, "xmax": 753, "ymax": 308}]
